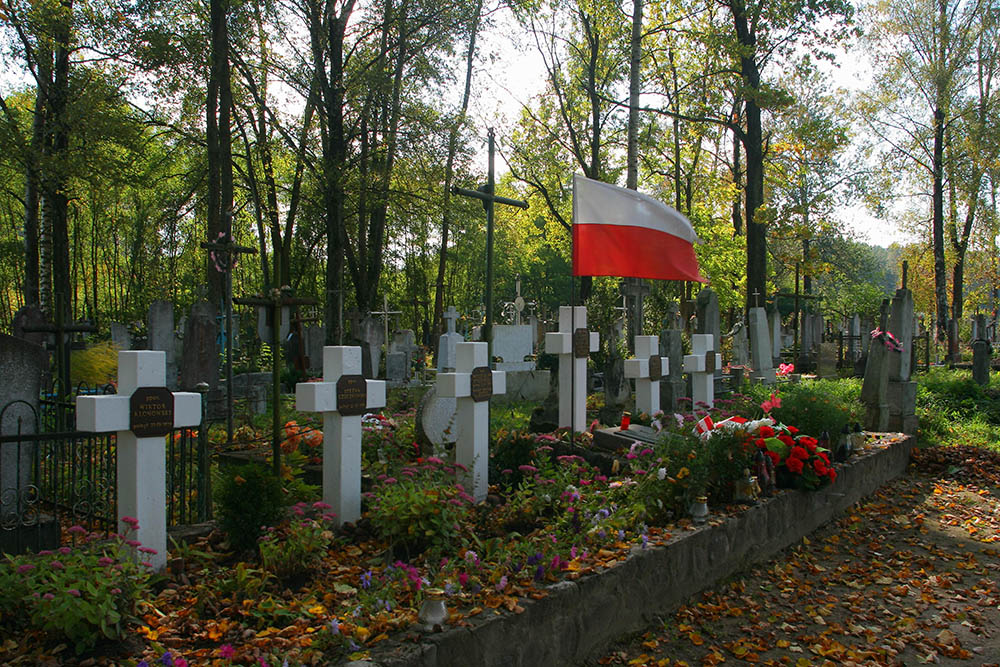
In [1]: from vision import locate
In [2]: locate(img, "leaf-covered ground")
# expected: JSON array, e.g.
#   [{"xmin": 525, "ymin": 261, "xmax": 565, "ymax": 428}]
[{"xmin": 590, "ymin": 445, "xmax": 1000, "ymax": 666}]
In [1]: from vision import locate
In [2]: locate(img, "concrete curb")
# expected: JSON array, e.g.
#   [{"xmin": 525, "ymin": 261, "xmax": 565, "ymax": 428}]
[{"xmin": 367, "ymin": 434, "xmax": 914, "ymax": 666}]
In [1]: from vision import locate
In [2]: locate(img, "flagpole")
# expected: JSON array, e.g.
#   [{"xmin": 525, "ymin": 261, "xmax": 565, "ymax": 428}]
[{"xmin": 571, "ymin": 174, "xmax": 577, "ymax": 446}]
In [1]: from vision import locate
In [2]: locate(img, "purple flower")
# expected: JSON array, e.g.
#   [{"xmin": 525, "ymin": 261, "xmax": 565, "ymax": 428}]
[
  {"xmin": 58, "ymin": 546, "xmax": 71, "ymax": 555},
  {"xmin": 49, "ymin": 560, "xmax": 64, "ymax": 570},
  {"xmin": 361, "ymin": 570, "xmax": 372, "ymax": 589},
  {"xmin": 218, "ymin": 644, "xmax": 235, "ymax": 659},
  {"xmin": 495, "ymin": 575, "xmax": 508, "ymax": 591},
  {"xmin": 138, "ymin": 546, "xmax": 158, "ymax": 555},
  {"xmin": 329, "ymin": 618, "xmax": 340, "ymax": 635},
  {"xmin": 534, "ymin": 564, "xmax": 545, "ymax": 582},
  {"xmin": 68, "ymin": 525, "xmax": 86, "ymax": 535},
  {"xmin": 313, "ymin": 501, "xmax": 332, "ymax": 510},
  {"xmin": 98, "ymin": 557, "xmax": 114, "ymax": 566},
  {"xmin": 67, "ymin": 589, "xmax": 81, "ymax": 597},
  {"xmin": 159, "ymin": 651, "xmax": 174, "ymax": 666},
  {"xmin": 16, "ymin": 564, "xmax": 34, "ymax": 574},
  {"xmin": 42, "ymin": 593, "xmax": 54, "ymax": 600}
]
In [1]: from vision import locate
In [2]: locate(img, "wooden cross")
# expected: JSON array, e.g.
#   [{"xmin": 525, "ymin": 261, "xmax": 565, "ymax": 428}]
[
  {"xmin": 201, "ymin": 235, "xmax": 257, "ymax": 447},
  {"xmin": 625, "ymin": 335, "xmax": 664, "ymax": 417},
  {"xmin": 683, "ymin": 333, "xmax": 722, "ymax": 409},
  {"xmin": 621, "ymin": 278, "xmax": 650, "ymax": 354},
  {"xmin": 234, "ymin": 287, "xmax": 317, "ymax": 475},
  {"xmin": 296, "ymin": 346, "xmax": 386, "ymax": 526},
  {"xmin": 76, "ymin": 351, "xmax": 201, "ymax": 571},
  {"xmin": 437, "ymin": 342, "xmax": 506, "ymax": 502},
  {"xmin": 544, "ymin": 306, "xmax": 599, "ymax": 432},
  {"xmin": 751, "ymin": 288, "xmax": 762, "ymax": 308},
  {"xmin": 452, "ymin": 128, "xmax": 529, "ymax": 364},
  {"xmin": 371, "ymin": 295, "xmax": 402, "ymax": 373}
]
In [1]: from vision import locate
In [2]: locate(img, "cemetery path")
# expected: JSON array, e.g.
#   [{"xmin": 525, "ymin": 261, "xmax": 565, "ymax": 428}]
[{"xmin": 588, "ymin": 445, "xmax": 1000, "ymax": 667}]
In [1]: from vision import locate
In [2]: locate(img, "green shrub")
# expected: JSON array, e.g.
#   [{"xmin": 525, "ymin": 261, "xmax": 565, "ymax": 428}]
[
  {"xmin": 745, "ymin": 379, "xmax": 862, "ymax": 438},
  {"xmin": 215, "ymin": 463, "xmax": 285, "ymax": 553},
  {"xmin": 70, "ymin": 341, "xmax": 119, "ymax": 386},
  {"xmin": 0, "ymin": 522, "xmax": 151, "ymax": 654},
  {"xmin": 259, "ymin": 502, "xmax": 336, "ymax": 581}
]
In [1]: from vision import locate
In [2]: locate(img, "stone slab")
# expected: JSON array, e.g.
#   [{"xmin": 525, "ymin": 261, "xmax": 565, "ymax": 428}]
[
  {"xmin": 492, "ymin": 370, "xmax": 550, "ymax": 403},
  {"xmin": 366, "ymin": 434, "xmax": 915, "ymax": 667}
]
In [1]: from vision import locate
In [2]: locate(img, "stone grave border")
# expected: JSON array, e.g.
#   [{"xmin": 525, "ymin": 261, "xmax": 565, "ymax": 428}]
[{"xmin": 366, "ymin": 433, "xmax": 914, "ymax": 667}]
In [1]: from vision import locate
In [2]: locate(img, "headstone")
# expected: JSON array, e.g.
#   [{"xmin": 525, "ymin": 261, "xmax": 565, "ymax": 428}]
[
  {"xmin": 416, "ymin": 385, "xmax": 459, "ymax": 452},
  {"xmin": 179, "ymin": 302, "xmax": 218, "ymax": 391},
  {"xmin": 683, "ymin": 333, "xmax": 722, "ymax": 409},
  {"xmin": 728, "ymin": 321, "xmax": 750, "ymax": 369},
  {"xmin": 544, "ymin": 306, "xmax": 599, "ymax": 432},
  {"xmin": 12, "ymin": 304, "xmax": 49, "ymax": 348},
  {"xmin": 110, "ymin": 323, "xmax": 131, "ymax": 350},
  {"xmin": 695, "ymin": 288, "xmax": 720, "ymax": 341},
  {"xmin": 296, "ymin": 346, "xmax": 386, "ymax": 526},
  {"xmin": 861, "ymin": 300, "xmax": 892, "ymax": 431},
  {"xmin": 887, "ymin": 288, "xmax": 917, "ymax": 433},
  {"xmin": 256, "ymin": 303, "xmax": 290, "ymax": 344},
  {"xmin": 847, "ymin": 315, "xmax": 861, "ymax": 366},
  {"xmin": 76, "ymin": 351, "xmax": 201, "ymax": 571},
  {"xmin": 304, "ymin": 325, "xmax": 326, "ymax": 374},
  {"xmin": 147, "ymin": 300, "xmax": 179, "ymax": 390},
  {"xmin": 658, "ymin": 328, "xmax": 686, "ymax": 412},
  {"xmin": 749, "ymin": 307, "xmax": 775, "ymax": 384},
  {"xmin": 624, "ymin": 335, "xmax": 663, "ymax": 417},
  {"xmin": 386, "ymin": 352, "xmax": 408, "ymax": 386},
  {"xmin": 493, "ymin": 324, "xmax": 534, "ymax": 371},
  {"xmin": 768, "ymin": 307, "xmax": 782, "ymax": 365},
  {"xmin": 664, "ymin": 301, "xmax": 682, "ymax": 330},
  {"xmin": 495, "ymin": 370, "xmax": 550, "ymax": 402},
  {"xmin": 437, "ymin": 306, "xmax": 463, "ymax": 373},
  {"xmin": 601, "ymin": 317, "xmax": 629, "ymax": 425},
  {"xmin": 817, "ymin": 342, "xmax": 838, "ymax": 379},
  {"xmin": 972, "ymin": 333, "xmax": 992, "ymax": 386},
  {"xmin": 358, "ymin": 317, "xmax": 384, "ymax": 379},
  {"xmin": 437, "ymin": 342, "xmax": 505, "ymax": 502},
  {"xmin": 1, "ymin": 334, "xmax": 49, "ymax": 546}
]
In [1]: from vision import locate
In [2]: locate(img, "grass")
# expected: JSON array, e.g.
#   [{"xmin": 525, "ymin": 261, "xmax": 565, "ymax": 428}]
[{"xmin": 916, "ymin": 367, "xmax": 1000, "ymax": 452}]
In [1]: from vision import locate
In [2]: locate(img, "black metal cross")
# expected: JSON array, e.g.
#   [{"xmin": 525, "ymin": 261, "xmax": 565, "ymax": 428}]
[{"xmin": 452, "ymin": 128, "xmax": 528, "ymax": 365}]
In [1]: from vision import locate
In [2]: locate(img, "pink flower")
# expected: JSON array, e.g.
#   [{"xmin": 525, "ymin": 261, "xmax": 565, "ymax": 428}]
[
  {"xmin": 121, "ymin": 516, "xmax": 140, "ymax": 529},
  {"xmin": 138, "ymin": 546, "xmax": 158, "ymax": 555},
  {"xmin": 313, "ymin": 501, "xmax": 332, "ymax": 510},
  {"xmin": 67, "ymin": 525, "xmax": 86, "ymax": 534},
  {"xmin": 49, "ymin": 560, "xmax": 64, "ymax": 570},
  {"xmin": 98, "ymin": 557, "xmax": 114, "ymax": 566},
  {"xmin": 518, "ymin": 465, "xmax": 538, "ymax": 473},
  {"xmin": 175, "ymin": 659, "xmax": 189, "ymax": 667},
  {"xmin": 218, "ymin": 644, "xmax": 235, "ymax": 659},
  {"xmin": 16, "ymin": 564, "xmax": 34, "ymax": 574},
  {"xmin": 42, "ymin": 593, "xmax": 54, "ymax": 600},
  {"xmin": 126, "ymin": 539, "xmax": 141, "ymax": 548},
  {"xmin": 67, "ymin": 589, "xmax": 80, "ymax": 597}
]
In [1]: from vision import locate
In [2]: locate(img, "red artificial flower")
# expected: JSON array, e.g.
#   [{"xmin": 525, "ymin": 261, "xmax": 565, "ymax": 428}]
[
  {"xmin": 779, "ymin": 434, "xmax": 795, "ymax": 447},
  {"xmin": 759, "ymin": 425, "xmax": 775, "ymax": 438},
  {"xmin": 813, "ymin": 459, "xmax": 828, "ymax": 476},
  {"xmin": 790, "ymin": 445, "xmax": 809, "ymax": 461},
  {"xmin": 755, "ymin": 438, "xmax": 767, "ymax": 449},
  {"xmin": 817, "ymin": 452, "xmax": 830, "ymax": 465},
  {"xmin": 786, "ymin": 456, "xmax": 805, "ymax": 474},
  {"xmin": 766, "ymin": 450, "xmax": 781, "ymax": 466},
  {"xmin": 786, "ymin": 426, "xmax": 799, "ymax": 435},
  {"xmin": 828, "ymin": 469, "xmax": 837, "ymax": 482}
]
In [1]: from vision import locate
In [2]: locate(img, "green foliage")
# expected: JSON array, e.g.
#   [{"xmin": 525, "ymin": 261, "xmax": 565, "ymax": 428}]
[
  {"xmin": 259, "ymin": 502, "xmax": 336, "ymax": 581},
  {"xmin": 916, "ymin": 369, "xmax": 1000, "ymax": 451},
  {"xmin": 368, "ymin": 459, "xmax": 474, "ymax": 558},
  {"xmin": 744, "ymin": 379, "xmax": 862, "ymax": 438},
  {"xmin": 215, "ymin": 463, "xmax": 285, "ymax": 553},
  {"xmin": 0, "ymin": 524, "xmax": 151, "ymax": 654},
  {"xmin": 489, "ymin": 429, "xmax": 550, "ymax": 490},
  {"xmin": 70, "ymin": 341, "xmax": 119, "ymax": 386}
]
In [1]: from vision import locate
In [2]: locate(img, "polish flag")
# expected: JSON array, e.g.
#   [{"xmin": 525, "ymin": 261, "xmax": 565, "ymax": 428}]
[
  {"xmin": 572, "ymin": 174, "xmax": 705, "ymax": 282},
  {"xmin": 694, "ymin": 415, "xmax": 715, "ymax": 435}
]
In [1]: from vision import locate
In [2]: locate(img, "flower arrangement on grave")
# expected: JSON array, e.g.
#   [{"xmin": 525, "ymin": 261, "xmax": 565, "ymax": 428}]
[
  {"xmin": 871, "ymin": 327, "xmax": 904, "ymax": 352},
  {"xmin": 749, "ymin": 421, "xmax": 837, "ymax": 491}
]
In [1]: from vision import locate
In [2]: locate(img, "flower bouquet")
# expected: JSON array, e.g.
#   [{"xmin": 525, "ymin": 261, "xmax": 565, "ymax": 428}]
[{"xmin": 751, "ymin": 423, "xmax": 836, "ymax": 491}]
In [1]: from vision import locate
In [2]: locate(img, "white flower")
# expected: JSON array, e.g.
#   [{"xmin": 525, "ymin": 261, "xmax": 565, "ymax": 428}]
[{"xmin": 657, "ymin": 467, "xmax": 667, "ymax": 480}]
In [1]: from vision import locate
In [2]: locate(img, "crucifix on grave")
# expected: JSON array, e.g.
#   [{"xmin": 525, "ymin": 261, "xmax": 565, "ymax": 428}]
[
  {"xmin": 200, "ymin": 233, "xmax": 257, "ymax": 446},
  {"xmin": 437, "ymin": 342, "xmax": 506, "ymax": 502},
  {"xmin": 625, "ymin": 335, "xmax": 664, "ymax": 417},
  {"xmin": 296, "ymin": 346, "xmax": 386, "ymax": 526},
  {"xmin": 76, "ymin": 351, "xmax": 201, "ymax": 571},
  {"xmin": 621, "ymin": 278, "xmax": 650, "ymax": 354},
  {"xmin": 371, "ymin": 295, "xmax": 402, "ymax": 376},
  {"xmin": 683, "ymin": 333, "xmax": 722, "ymax": 409},
  {"xmin": 234, "ymin": 287, "xmax": 317, "ymax": 475},
  {"xmin": 452, "ymin": 128, "xmax": 529, "ymax": 365},
  {"xmin": 545, "ymin": 306, "xmax": 599, "ymax": 432}
]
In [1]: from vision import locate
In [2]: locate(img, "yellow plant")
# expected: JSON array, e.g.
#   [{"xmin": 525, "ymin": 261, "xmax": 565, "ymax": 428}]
[{"xmin": 70, "ymin": 341, "xmax": 119, "ymax": 386}]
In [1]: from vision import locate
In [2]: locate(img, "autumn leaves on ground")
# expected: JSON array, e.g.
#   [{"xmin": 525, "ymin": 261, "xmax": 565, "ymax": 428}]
[{"xmin": 594, "ymin": 445, "xmax": 1000, "ymax": 667}]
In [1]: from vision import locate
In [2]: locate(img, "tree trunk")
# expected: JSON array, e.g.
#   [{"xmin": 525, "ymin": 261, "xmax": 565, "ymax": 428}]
[
  {"xmin": 626, "ymin": 0, "xmax": 641, "ymax": 191},
  {"xmin": 23, "ymin": 70, "xmax": 48, "ymax": 308},
  {"xmin": 46, "ymin": 0, "xmax": 72, "ymax": 320},
  {"xmin": 207, "ymin": 0, "xmax": 233, "ymax": 308},
  {"xmin": 931, "ymin": 106, "xmax": 947, "ymax": 344}
]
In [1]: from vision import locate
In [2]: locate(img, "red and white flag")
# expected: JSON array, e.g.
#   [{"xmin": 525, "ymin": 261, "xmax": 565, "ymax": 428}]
[{"xmin": 572, "ymin": 174, "xmax": 705, "ymax": 282}]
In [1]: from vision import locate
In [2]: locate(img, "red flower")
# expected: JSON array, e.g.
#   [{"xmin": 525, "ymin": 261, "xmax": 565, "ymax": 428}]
[
  {"xmin": 779, "ymin": 434, "xmax": 795, "ymax": 447},
  {"xmin": 817, "ymin": 452, "xmax": 830, "ymax": 465},
  {"xmin": 758, "ymin": 425, "xmax": 775, "ymax": 438},
  {"xmin": 766, "ymin": 450, "xmax": 781, "ymax": 466},
  {"xmin": 790, "ymin": 445, "xmax": 809, "ymax": 461},
  {"xmin": 786, "ymin": 426, "xmax": 799, "ymax": 435},
  {"xmin": 755, "ymin": 438, "xmax": 767, "ymax": 449},
  {"xmin": 813, "ymin": 459, "xmax": 828, "ymax": 476},
  {"xmin": 828, "ymin": 469, "xmax": 837, "ymax": 482},
  {"xmin": 786, "ymin": 456, "xmax": 805, "ymax": 474}
]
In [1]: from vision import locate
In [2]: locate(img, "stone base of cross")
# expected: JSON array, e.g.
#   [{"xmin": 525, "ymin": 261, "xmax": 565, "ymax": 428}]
[
  {"xmin": 437, "ymin": 342, "xmax": 505, "ymax": 502},
  {"xmin": 296, "ymin": 346, "xmax": 386, "ymax": 527},
  {"xmin": 545, "ymin": 306, "xmax": 599, "ymax": 432},
  {"xmin": 683, "ymin": 333, "xmax": 722, "ymax": 409},
  {"xmin": 624, "ymin": 335, "xmax": 665, "ymax": 417},
  {"xmin": 76, "ymin": 351, "xmax": 201, "ymax": 572}
]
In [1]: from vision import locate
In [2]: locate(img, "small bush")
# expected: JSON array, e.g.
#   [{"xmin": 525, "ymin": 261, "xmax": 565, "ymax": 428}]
[
  {"xmin": 215, "ymin": 463, "xmax": 285, "ymax": 553},
  {"xmin": 70, "ymin": 341, "xmax": 119, "ymax": 386},
  {"xmin": 259, "ymin": 502, "xmax": 336, "ymax": 581},
  {"xmin": 745, "ymin": 379, "xmax": 862, "ymax": 438}
]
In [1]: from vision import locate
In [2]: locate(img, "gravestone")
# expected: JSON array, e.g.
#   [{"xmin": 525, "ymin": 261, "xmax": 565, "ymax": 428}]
[
  {"xmin": 438, "ymin": 342, "xmax": 505, "ymax": 502},
  {"xmin": 493, "ymin": 324, "xmax": 534, "ymax": 371},
  {"xmin": 847, "ymin": 315, "xmax": 861, "ymax": 367},
  {"xmin": 624, "ymin": 335, "xmax": 663, "ymax": 417},
  {"xmin": 386, "ymin": 352, "xmax": 408, "ymax": 386},
  {"xmin": 972, "ymin": 321, "xmax": 992, "ymax": 386},
  {"xmin": 695, "ymin": 288, "xmax": 720, "ymax": 340},
  {"xmin": 749, "ymin": 307, "xmax": 775, "ymax": 384},
  {"xmin": 728, "ymin": 321, "xmax": 750, "ymax": 369},
  {"xmin": 887, "ymin": 288, "xmax": 917, "ymax": 433},
  {"xmin": 12, "ymin": 304, "xmax": 49, "ymax": 348},
  {"xmin": 0, "ymin": 334, "xmax": 58, "ymax": 554},
  {"xmin": 437, "ymin": 306, "xmax": 463, "ymax": 372},
  {"xmin": 296, "ymin": 346, "xmax": 386, "ymax": 526},
  {"xmin": 110, "ymin": 323, "xmax": 131, "ymax": 350},
  {"xmin": 861, "ymin": 300, "xmax": 892, "ymax": 431},
  {"xmin": 817, "ymin": 342, "xmax": 838, "ymax": 379},
  {"xmin": 179, "ymin": 302, "xmax": 218, "ymax": 391},
  {"xmin": 658, "ymin": 327, "xmax": 686, "ymax": 412},
  {"xmin": 304, "ymin": 325, "xmax": 326, "ymax": 374},
  {"xmin": 664, "ymin": 301, "xmax": 682, "ymax": 330},
  {"xmin": 768, "ymin": 306, "xmax": 782, "ymax": 365},
  {"xmin": 416, "ymin": 385, "xmax": 459, "ymax": 454},
  {"xmin": 257, "ymin": 303, "xmax": 290, "ymax": 344},
  {"xmin": 601, "ymin": 317, "xmax": 629, "ymax": 425},
  {"xmin": 76, "ymin": 350, "xmax": 201, "ymax": 571},
  {"xmin": 147, "ymin": 300, "xmax": 178, "ymax": 390},
  {"xmin": 683, "ymin": 333, "xmax": 722, "ymax": 409},
  {"xmin": 545, "ymin": 306, "xmax": 599, "ymax": 432},
  {"xmin": 358, "ymin": 317, "xmax": 384, "ymax": 379}
]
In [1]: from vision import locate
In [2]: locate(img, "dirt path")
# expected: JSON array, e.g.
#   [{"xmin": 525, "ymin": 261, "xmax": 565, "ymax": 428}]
[{"xmin": 588, "ymin": 446, "xmax": 1000, "ymax": 667}]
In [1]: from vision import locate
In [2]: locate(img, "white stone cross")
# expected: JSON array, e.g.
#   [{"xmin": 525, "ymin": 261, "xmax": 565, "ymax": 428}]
[
  {"xmin": 443, "ymin": 305, "xmax": 460, "ymax": 335},
  {"xmin": 76, "ymin": 351, "xmax": 201, "ymax": 572},
  {"xmin": 625, "ymin": 335, "xmax": 665, "ymax": 417},
  {"xmin": 437, "ymin": 342, "xmax": 505, "ymax": 502},
  {"xmin": 296, "ymin": 346, "xmax": 386, "ymax": 527},
  {"xmin": 545, "ymin": 306, "xmax": 599, "ymax": 432},
  {"xmin": 683, "ymin": 333, "xmax": 722, "ymax": 409}
]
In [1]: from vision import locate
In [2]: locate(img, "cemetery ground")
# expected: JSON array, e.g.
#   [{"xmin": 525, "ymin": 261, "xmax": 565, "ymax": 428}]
[{"xmin": 2, "ymin": 369, "xmax": 1000, "ymax": 666}]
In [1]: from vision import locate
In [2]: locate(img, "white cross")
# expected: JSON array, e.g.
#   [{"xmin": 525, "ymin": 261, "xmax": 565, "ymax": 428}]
[
  {"xmin": 544, "ymin": 306, "xmax": 599, "ymax": 432},
  {"xmin": 76, "ymin": 351, "xmax": 201, "ymax": 572},
  {"xmin": 442, "ymin": 305, "xmax": 460, "ymax": 335},
  {"xmin": 683, "ymin": 333, "xmax": 722, "ymax": 409},
  {"xmin": 437, "ymin": 342, "xmax": 506, "ymax": 502},
  {"xmin": 296, "ymin": 346, "xmax": 386, "ymax": 526},
  {"xmin": 625, "ymin": 335, "xmax": 665, "ymax": 417}
]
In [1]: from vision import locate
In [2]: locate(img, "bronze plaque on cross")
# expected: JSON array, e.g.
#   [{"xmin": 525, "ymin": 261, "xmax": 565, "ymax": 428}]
[
  {"xmin": 704, "ymin": 350, "xmax": 716, "ymax": 374},
  {"xmin": 130, "ymin": 387, "xmax": 175, "ymax": 438},
  {"xmin": 336, "ymin": 375, "xmax": 367, "ymax": 416},
  {"xmin": 470, "ymin": 366, "xmax": 493, "ymax": 402},
  {"xmin": 648, "ymin": 355, "xmax": 662, "ymax": 381},
  {"xmin": 573, "ymin": 328, "xmax": 591, "ymax": 359}
]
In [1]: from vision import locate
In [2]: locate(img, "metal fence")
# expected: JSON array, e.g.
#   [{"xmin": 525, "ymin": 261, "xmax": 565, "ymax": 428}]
[{"xmin": 1, "ymin": 390, "xmax": 212, "ymax": 555}]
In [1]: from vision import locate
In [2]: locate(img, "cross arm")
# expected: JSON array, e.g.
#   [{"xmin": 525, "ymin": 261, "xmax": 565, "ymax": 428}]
[{"xmin": 452, "ymin": 186, "xmax": 529, "ymax": 210}]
